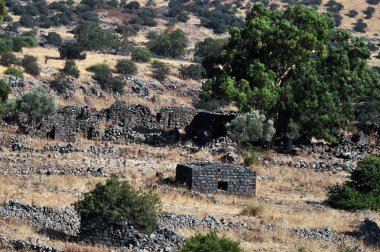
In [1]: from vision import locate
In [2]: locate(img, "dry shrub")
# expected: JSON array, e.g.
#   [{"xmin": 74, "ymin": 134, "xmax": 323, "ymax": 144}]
[{"xmin": 240, "ymin": 204, "xmax": 267, "ymax": 217}]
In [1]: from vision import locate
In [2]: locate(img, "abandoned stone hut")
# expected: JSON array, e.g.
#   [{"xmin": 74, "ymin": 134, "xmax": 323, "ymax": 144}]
[{"xmin": 175, "ymin": 162, "xmax": 256, "ymax": 195}]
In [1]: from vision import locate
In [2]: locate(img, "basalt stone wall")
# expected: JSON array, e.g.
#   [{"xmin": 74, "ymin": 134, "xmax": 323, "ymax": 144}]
[
  {"xmin": 30, "ymin": 103, "xmax": 235, "ymax": 144},
  {"xmin": 176, "ymin": 163, "xmax": 256, "ymax": 195}
]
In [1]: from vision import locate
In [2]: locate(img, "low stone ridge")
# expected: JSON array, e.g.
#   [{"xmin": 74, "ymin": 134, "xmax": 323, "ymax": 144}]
[
  {"xmin": 176, "ymin": 162, "xmax": 256, "ymax": 195},
  {"xmin": 0, "ymin": 235, "xmax": 60, "ymax": 252},
  {"xmin": 0, "ymin": 200, "xmax": 80, "ymax": 236},
  {"xmin": 0, "ymin": 167, "xmax": 114, "ymax": 177},
  {"xmin": 158, "ymin": 214, "xmax": 248, "ymax": 231}
]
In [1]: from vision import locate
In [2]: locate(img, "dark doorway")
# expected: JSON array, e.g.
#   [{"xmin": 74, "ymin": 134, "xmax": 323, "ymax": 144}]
[
  {"xmin": 218, "ymin": 181, "xmax": 228, "ymax": 191},
  {"xmin": 46, "ymin": 125, "xmax": 55, "ymax": 139},
  {"xmin": 87, "ymin": 127, "xmax": 94, "ymax": 140}
]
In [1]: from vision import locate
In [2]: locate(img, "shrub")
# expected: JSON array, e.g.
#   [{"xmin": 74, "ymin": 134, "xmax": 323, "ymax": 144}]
[
  {"xmin": 124, "ymin": 1, "xmax": 140, "ymax": 10},
  {"xmin": 74, "ymin": 21, "xmax": 116, "ymax": 51},
  {"xmin": 61, "ymin": 60, "xmax": 80, "ymax": 78},
  {"xmin": 116, "ymin": 59, "xmax": 137, "ymax": 76},
  {"xmin": 15, "ymin": 86, "xmax": 57, "ymax": 126},
  {"xmin": 50, "ymin": 73, "xmax": 73, "ymax": 93},
  {"xmin": 73, "ymin": 177, "xmax": 161, "ymax": 234},
  {"xmin": 59, "ymin": 40, "xmax": 86, "ymax": 60},
  {"xmin": 0, "ymin": 79, "xmax": 11, "ymax": 103},
  {"xmin": 151, "ymin": 60, "xmax": 170, "ymax": 81},
  {"xmin": 4, "ymin": 67, "xmax": 23, "ymax": 78},
  {"xmin": 19, "ymin": 14, "xmax": 36, "ymax": 28},
  {"xmin": 147, "ymin": 28, "xmax": 188, "ymax": 58},
  {"xmin": 346, "ymin": 10, "xmax": 358, "ymax": 18},
  {"xmin": 353, "ymin": 19, "xmax": 367, "ymax": 33},
  {"xmin": 367, "ymin": 0, "xmax": 380, "ymax": 4},
  {"xmin": 0, "ymin": 52, "xmax": 18, "ymax": 67},
  {"xmin": 46, "ymin": 32, "xmax": 62, "ymax": 47},
  {"xmin": 179, "ymin": 230, "xmax": 242, "ymax": 252},
  {"xmin": 194, "ymin": 38, "xmax": 227, "ymax": 63},
  {"xmin": 21, "ymin": 55, "xmax": 40, "ymax": 76},
  {"xmin": 226, "ymin": 110, "xmax": 275, "ymax": 145},
  {"xmin": 179, "ymin": 64, "xmax": 205, "ymax": 80},
  {"xmin": 86, "ymin": 63, "xmax": 111, "ymax": 74},
  {"xmin": 130, "ymin": 7, "xmax": 157, "ymax": 27},
  {"xmin": 363, "ymin": 6, "xmax": 376, "ymax": 19},
  {"xmin": 327, "ymin": 155, "xmax": 380, "ymax": 210},
  {"xmin": 131, "ymin": 47, "xmax": 151, "ymax": 63}
]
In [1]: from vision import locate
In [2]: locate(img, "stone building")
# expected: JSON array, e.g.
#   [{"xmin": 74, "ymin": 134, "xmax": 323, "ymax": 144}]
[{"xmin": 175, "ymin": 162, "xmax": 256, "ymax": 195}]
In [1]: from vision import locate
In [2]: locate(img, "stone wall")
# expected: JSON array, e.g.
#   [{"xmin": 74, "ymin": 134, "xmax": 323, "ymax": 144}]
[
  {"xmin": 31, "ymin": 102, "xmax": 234, "ymax": 145},
  {"xmin": 176, "ymin": 162, "xmax": 256, "ymax": 195}
]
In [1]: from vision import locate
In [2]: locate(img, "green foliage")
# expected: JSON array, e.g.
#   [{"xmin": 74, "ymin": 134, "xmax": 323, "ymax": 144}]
[
  {"xmin": 147, "ymin": 28, "xmax": 188, "ymax": 58},
  {"xmin": 46, "ymin": 32, "xmax": 62, "ymax": 47},
  {"xmin": 202, "ymin": 4, "xmax": 380, "ymax": 144},
  {"xmin": 227, "ymin": 110, "xmax": 275, "ymax": 145},
  {"xmin": 179, "ymin": 64, "xmax": 205, "ymax": 80},
  {"xmin": 15, "ymin": 86, "xmax": 57, "ymax": 125},
  {"xmin": 0, "ymin": 0, "xmax": 6, "ymax": 25},
  {"xmin": 180, "ymin": 230, "xmax": 242, "ymax": 252},
  {"xmin": 21, "ymin": 55, "xmax": 40, "ymax": 76},
  {"xmin": 353, "ymin": 19, "xmax": 367, "ymax": 33},
  {"xmin": 151, "ymin": 60, "xmax": 170, "ymax": 81},
  {"xmin": 327, "ymin": 155, "xmax": 380, "ymax": 211},
  {"xmin": 73, "ymin": 177, "xmax": 161, "ymax": 234},
  {"xmin": 50, "ymin": 73, "xmax": 73, "ymax": 93},
  {"xmin": 194, "ymin": 38, "xmax": 227, "ymax": 63},
  {"xmin": 74, "ymin": 21, "xmax": 116, "ymax": 51},
  {"xmin": 0, "ymin": 79, "xmax": 11, "ymax": 103},
  {"xmin": 0, "ymin": 52, "xmax": 18, "ymax": 67},
  {"xmin": 59, "ymin": 41, "xmax": 86, "ymax": 60},
  {"xmin": 131, "ymin": 47, "xmax": 151, "ymax": 63},
  {"xmin": 61, "ymin": 60, "xmax": 80, "ymax": 78},
  {"xmin": 86, "ymin": 63, "xmax": 111, "ymax": 74},
  {"xmin": 116, "ymin": 59, "xmax": 137, "ymax": 76},
  {"xmin": 4, "ymin": 67, "xmax": 23, "ymax": 78}
]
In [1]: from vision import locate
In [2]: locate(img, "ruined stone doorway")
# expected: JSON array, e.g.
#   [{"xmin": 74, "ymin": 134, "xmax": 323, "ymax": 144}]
[{"xmin": 218, "ymin": 181, "xmax": 228, "ymax": 191}]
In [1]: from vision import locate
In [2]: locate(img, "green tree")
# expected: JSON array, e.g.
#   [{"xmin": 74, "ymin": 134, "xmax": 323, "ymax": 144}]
[
  {"xmin": 74, "ymin": 21, "xmax": 116, "ymax": 51},
  {"xmin": 59, "ymin": 40, "xmax": 86, "ymax": 60},
  {"xmin": 46, "ymin": 32, "xmax": 62, "ymax": 47},
  {"xmin": 74, "ymin": 177, "xmax": 161, "ymax": 234},
  {"xmin": 0, "ymin": 0, "xmax": 6, "ymax": 25},
  {"xmin": 15, "ymin": 86, "xmax": 57, "ymax": 126},
  {"xmin": 180, "ymin": 230, "xmax": 242, "ymax": 252},
  {"xmin": 147, "ymin": 28, "xmax": 188, "ymax": 58},
  {"xmin": 151, "ymin": 60, "xmax": 170, "ymax": 81},
  {"xmin": 131, "ymin": 47, "xmax": 151, "ymax": 63},
  {"xmin": 116, "ymin": 59, "xmax": 137, "ymax": 76},
  {"xmin": 61, "ymin": 60, "xmax": 80, "ymax": 78},
  {"xmin": 201, "ymin": 4, "xmax": 380, "ymax": 146},
  {"xmin": 193, "ymin": 38, "xmax": 227, "ymax": 63},
  {"xmin": 327, "ymin": 155, "xmax": 380, "ymax": 210},
  {"xmin": 179, "ymin": 64, "xmax": 205, "ymax": 80}
]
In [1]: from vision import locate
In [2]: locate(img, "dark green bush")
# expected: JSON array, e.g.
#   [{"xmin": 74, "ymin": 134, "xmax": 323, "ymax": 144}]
[
  {"xmin": 74, "ymin": 21, "xmax": 116, "ymax": 51},
  {"xmin": 194, "ymin": 38, "xmax": 227, "ymax": 63},
  {"xmin": 19, "ymin": 14, "xmax": 36, "ymax": 27},
  {"xmin": 0, "ymin": 52, "xmax": 18, "ymax": 67},
  {"xmin": 61, "ymin": 60, "xmax": 80, "ymax": 78},
  {"xmin": 116, "ymin": 59, "xmax": 137, "ymax": 76},
  {"xmin": 367, "ymin": 0, "xmax": 380, "ymax": 4},
  {"xmin": 179, "ymin": 64, "xmax": 205, "ymax": 80},
  {"xmin": 0, "ymin": 79, "xmax": 11, "ymax": 103},
  {"xmin": 353, "ymin": 19, "xmax": 367, "ymax": 33},
  {"xmin": 73, "ymin": 177, "xmax": 161, "ymax": 233},
  {"xmin": 21, "ymin": 55, "xmax": 40, "ymax": 76},
  {"xmin": 86, "ymin": 63, "xmax": 111, "ymax": 74},
  {"xmin": 151, "ymin": 60, "xmax": 170, "ymax": 81},
  {"xmin": 346, "ymin": 10, "xmax": 358, "ymax": 18},
  {"xmin": 180, "ymin": 230, "xmax": 242, "ymax": 252},
  {"xmin": 131, "ymin": 47, "xmax": 151, "ymax": 63},
  {"xmin": 363, "ymin": 6, "xmax": 375, "ymax": 19},
  {"xmin": 59, "ymin": 41, "xmax": 86, "ymax": 60},
  {"xmin": 327, "ymin": 155, "xmax": 380, "ymax": 211},
  {"xmin": 50, "ymin": 73, "xmax": 73, "ymax": 93},
  {"xmin": 4, "ymin": 67, "xmax": 23, "ymax": 78},
  {"xmin": 147, "ymin": 28, "xmax": 188, "ymax": 58},
  {"xmin": 124, "ymin": 1, "xmax": 140, "ymax": 10},
  {"xmin": 46, "ymin": 32, "xmax": 62, "ymax": 47},
  {"xmin": 87, "ymin": 64, "xmax": 125, "ymax": 93}
]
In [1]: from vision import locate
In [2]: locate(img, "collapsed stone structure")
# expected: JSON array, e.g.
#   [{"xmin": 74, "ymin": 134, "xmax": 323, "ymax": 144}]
[
  {"xmin": 175, "ymin": 162, "xmax": 256, "ymax": 195},
  {"xmin": 32, "ymin": 102, "xmax": 235, "ymax": 145}
]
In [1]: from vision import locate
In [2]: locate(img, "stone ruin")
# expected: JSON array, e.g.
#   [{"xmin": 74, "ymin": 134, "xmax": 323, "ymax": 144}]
[
  {"xmin": 175, "ymin": 162, "xmax": 256, "ymax": 195},
  {"xmin": 31, "ymin": 102, "xmax": 235, "ymax": 145}
]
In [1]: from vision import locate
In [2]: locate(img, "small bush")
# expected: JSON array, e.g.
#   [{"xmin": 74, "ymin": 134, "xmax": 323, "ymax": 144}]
[
  {"xmin": 179, "ymin": 64, "xmax": 205, "ymax": 80},
  {"xmin": 226, "ymin": 110, "xmax": 275, "ymax": 145},
  {"xmin": 131, "ymin": 47, "xmax": 151, "ymax": 63},
  {"xmin": 353, "ymin": 19, "xmax": 368, "ymax": 33},
  {"xmin": 363, "ymin": 6, "xmax": 375, "ymax": 19},
  {"xmin": 21, "ymin": 55, "xmax": 40, "ymax": 76},
  {"xmin": 151, "ymin": 60, "xmax": 170, "ymax": 81},
  {"xmin": 327, "ymin": 155, "xmax": 380, "ymax": 211},
  {"xmin": 86, "ymin": 63, "xmax": 111, "ymax": 74},
  {"xmin": 367, "ymin": 0, "xmax": 380, "ymax": 4},
  {"xmin": 180, "ymin": 230, "xmax": 242, "ymax": 252},
  {"xmin": 0, "ymin": 79, "xmax": 11, "ymax": 103},
  {"xmin": 346, "ymin": 10, "xmax": 358, "ymax": 18},
  {"xmin": 59, "ymin": 41, "xmax": 86, "ymax": 60},
  {"xmin": 50, "ymin": 73, "xmax": 73, "ymax": 93},
  {"xmin": 0, "ymin": 52, "xmax": 18, "ymax": 67},
  {"xmin": 4, "ymin": 67, "xmax": 23, "ymax": 78},
  {"xmin": 61, "ymin": 60, "xmax": 80, "ymax": 78},
  {"xmin": 124, "ymin": 1, "xmax": 140, "ymax": 10},
  {"xmin": 46, "ymin": 32, "xmax": 62, "ymax": 47},
  {"xmin": 116, "ymin": 59, "xmax": 137, "ymax": 76},
  {"xmin": 74, "ymin": 177, "xmax": 161, "ymax": 234}
]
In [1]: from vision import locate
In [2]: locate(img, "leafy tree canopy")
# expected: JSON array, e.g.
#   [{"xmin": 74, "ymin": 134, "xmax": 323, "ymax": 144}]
[
  {"xmin": 147, "ymin": 28, "xmax": 188, "ymax": 58},
  {"xmin": 201, "ymin": 4, "xmax": 380, "ymax": 144}
]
